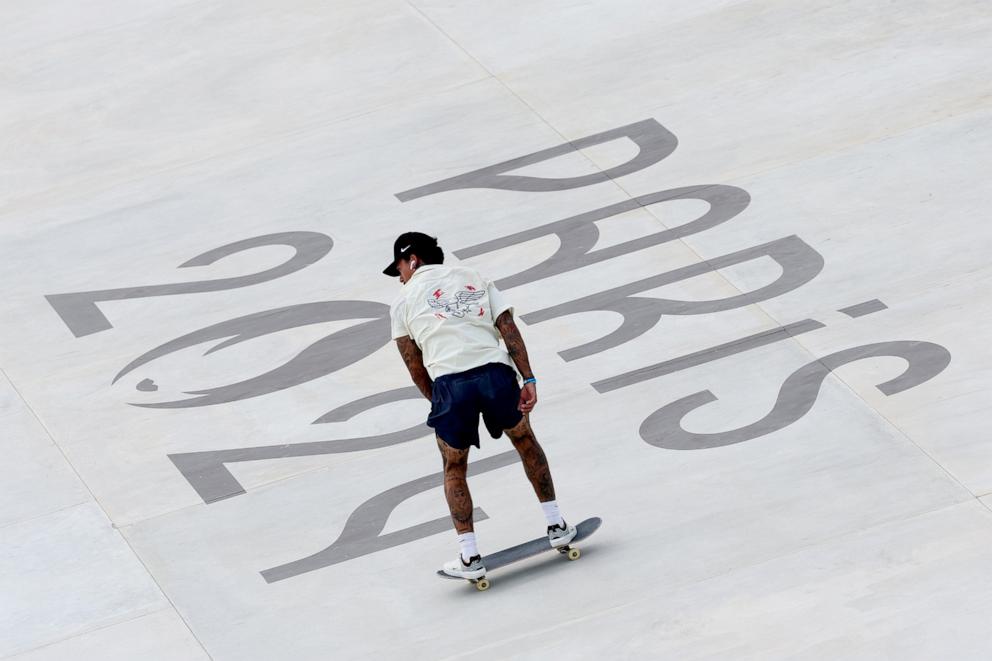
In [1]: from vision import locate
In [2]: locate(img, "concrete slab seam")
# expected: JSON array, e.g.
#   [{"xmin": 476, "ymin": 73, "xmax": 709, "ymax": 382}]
[{"xmin": 0, "ymin": 368, "xmax": 214, "ymax": 661}]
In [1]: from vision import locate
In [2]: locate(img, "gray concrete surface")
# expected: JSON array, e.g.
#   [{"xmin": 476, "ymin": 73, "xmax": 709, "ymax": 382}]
[{"xmin": 2, "ymin": 1, "xmax": 991, "ymax": 659}]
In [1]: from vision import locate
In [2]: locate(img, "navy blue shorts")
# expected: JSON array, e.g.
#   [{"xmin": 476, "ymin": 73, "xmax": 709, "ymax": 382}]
[{"xmin": 427, "ymin": 362, "xmax": 523, "ymax": 450}]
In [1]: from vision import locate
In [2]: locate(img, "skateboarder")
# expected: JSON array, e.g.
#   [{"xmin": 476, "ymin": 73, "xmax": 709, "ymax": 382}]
[{"xmin": 384, "ymin": 231, "xmax": 577, "ymax": 579}]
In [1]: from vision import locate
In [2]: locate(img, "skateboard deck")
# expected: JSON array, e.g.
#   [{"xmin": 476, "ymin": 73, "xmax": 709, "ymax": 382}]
[{"xmin": 436, "ymin": 517, "xmax": 602, "ymax": 591}]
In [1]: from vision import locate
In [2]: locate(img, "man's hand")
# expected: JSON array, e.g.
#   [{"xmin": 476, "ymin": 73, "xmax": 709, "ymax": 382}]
[
  {"xmin": 495, "ymin": 311, "xmax": 539, "ymax": 413},
  {"xmin": 518, "ymin": 382, "xmax": 537, "ymax": 413}
]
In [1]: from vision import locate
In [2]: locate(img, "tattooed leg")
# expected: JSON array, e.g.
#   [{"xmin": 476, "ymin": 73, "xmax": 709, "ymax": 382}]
[
  {"xmin": 504, "ymin": 414, "xmax": 556, "ymax": 502},
  {"xmin": 436, "ymin": 436, "xmax": 474, "ymax": 534}
]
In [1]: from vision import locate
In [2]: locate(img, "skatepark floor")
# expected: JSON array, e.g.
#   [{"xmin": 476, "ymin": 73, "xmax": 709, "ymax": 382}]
[{"xmin": 3, "ymin": 1, "xmax": 992, "ymax": 659}]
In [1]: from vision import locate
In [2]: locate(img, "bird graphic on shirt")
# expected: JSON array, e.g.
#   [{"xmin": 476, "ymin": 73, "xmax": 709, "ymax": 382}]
[{"xmin": 426, "ymin": 288, "xmax": 485, "ymax": 318}]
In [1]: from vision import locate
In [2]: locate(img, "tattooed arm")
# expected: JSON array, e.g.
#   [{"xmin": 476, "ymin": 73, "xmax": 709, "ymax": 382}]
[
  {"xmin": 395, "ymin": 336, "xmax": 433, "ymax": 400},
  {"xmin": 495, "ymin": 310, "xmax": 538, "ymax": 412},
  {"xmin": 495, "ymin": 310, "xmax": 534, "ymax": 379}
]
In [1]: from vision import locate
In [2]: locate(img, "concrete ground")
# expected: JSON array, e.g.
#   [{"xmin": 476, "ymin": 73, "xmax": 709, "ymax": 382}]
[{"xmin": 3, "ymin": 1, "xmax": 992, "ymax": 659}]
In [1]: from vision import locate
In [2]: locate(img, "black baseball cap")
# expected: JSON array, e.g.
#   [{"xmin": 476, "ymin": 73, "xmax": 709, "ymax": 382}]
[{"xmin": 383, "ymin": 231, "xmax": 438, "ymax": 277}]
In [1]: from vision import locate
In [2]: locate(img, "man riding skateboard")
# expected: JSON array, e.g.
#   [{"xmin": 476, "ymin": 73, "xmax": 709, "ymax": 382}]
[{"xmin": 384, "ymin": 231, "xmax": 576, "ymax": 580}]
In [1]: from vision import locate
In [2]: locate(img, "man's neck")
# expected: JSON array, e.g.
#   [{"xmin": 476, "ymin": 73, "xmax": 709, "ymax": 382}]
[{"xmin": 409, "ymin": 263, "xmax": 441, "ymax": 280}]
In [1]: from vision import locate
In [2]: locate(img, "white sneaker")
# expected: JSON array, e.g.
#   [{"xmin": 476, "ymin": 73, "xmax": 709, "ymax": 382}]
[
  {"xmin": 547, "ymin": 521, "xmax": 577, "ymax": 548},
  {"xmin": 441, "ymin": 554, "xmax": 486, "ymax": 580}
]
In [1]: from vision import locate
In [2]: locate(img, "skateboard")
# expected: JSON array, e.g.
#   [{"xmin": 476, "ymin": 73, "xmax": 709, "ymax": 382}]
[{"xmin": 436, "ymin": 517, "xmax": 602, "ymax": 591}]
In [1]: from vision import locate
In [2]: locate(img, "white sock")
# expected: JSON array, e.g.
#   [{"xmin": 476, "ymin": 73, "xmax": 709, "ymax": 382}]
[
  {"xmin": 457, "ymin": 532, "xmax": 478, "ymax": 561},
  {"xmin": 541, "ymin": 500, "xmax": 564, "ymax": 527}
]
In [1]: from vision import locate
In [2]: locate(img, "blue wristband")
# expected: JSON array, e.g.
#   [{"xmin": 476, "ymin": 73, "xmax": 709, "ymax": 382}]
[{"xmin": 522, "ymin": 377, "xmax": 537, "ymax": 385}]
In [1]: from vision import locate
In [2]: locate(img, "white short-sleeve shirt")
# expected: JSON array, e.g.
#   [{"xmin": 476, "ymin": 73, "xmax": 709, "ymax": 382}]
[{"xmin": 390, "ymin": 264, "xmax": 516, "ymax": 380}]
